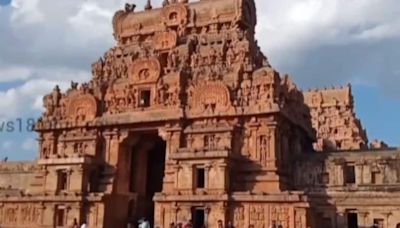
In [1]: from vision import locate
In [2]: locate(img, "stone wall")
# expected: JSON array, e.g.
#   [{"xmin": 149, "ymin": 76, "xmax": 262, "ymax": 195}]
[
  {"xmin": 294, "ymin": 148, "xmax": 400, "ymax": 227},
  {"xmin": 0, "ymin": 161, "xmax": 37, "ymax": 192}
]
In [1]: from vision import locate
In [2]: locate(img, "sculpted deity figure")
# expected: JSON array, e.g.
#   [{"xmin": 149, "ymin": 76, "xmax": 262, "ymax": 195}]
[
  {"xmin": 157, "ymin": 80, "xmax": 168, "ymax": 105},
  {"xmin": 80, "ymin": 83, "xmax": 90, "ymax": 92},
  {"xmin": 71, "ymin": 81, "xmax": 78, "ymax": 90},
  {"xmin": 209, "ymin": 47, "xmax": 217, "ymax": 64},
  {"xmin": 167, "ymin": 49, "xmax": 179, "ymax": 69},
  {"xmin": 162, "ymin": 0, "xmax": 168, "ymax": 7},
  {"xmin": 43, "ymin": 96, "xmax": 55, "ymax": 117},
  {"xmin": 250, "ymin": 85, "xmax": 259, "ymax": 105},
  {"xmin": 125, "ymin": 3, "xmax": 136, "ymax": 12},
  {"xmin": 204, "ymin": 134, "xmax": 217, "ymax": 149},
  {"xmin": 244, "ymin": 56, "xmax": 252, "ymax": 71},
  {"xmin": 260, "ymin": 136, "xmax": 268, "ymax": 161},
  {"xmin": 209, "ymin": 23, "xmax": 218, "ymax": 33},
  {"xmin": 226, "ymin": 45, "xmax": 235, "ymax": 66},
  {"xmin": 105, "ymin": 86, "xmax": 117, "ymax": 111},
  {"xmin": 127, "ymin": 88, "xmax": 137, "ymax": 107},
  {"xmin": 167, "ymin": 87, "xmax": 179, "ymax": 106},
  {"xmin": 238, "ymin": 73, "xmax": 252, "ymax": 106},
  {"xmin": 190, "ymin": 53, "xmax": 199, "ymax": 68},
  {"xmin": 52, "ymin": 85, "xmax": 61, "ymax": 107},
  {"xmin": 92, "ymin": 58, "xmax": 104, "ymax": 79}
]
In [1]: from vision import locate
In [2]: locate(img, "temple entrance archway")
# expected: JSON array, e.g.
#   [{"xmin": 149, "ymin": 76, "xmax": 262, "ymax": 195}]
[{"xmin": 126, "ymin": 132, "xmax": 166, "ymax": 226}]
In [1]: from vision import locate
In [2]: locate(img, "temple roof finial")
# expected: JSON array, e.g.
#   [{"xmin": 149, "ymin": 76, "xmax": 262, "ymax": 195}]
[
  {"xmin": 162, "ymin": 0, "xmax": 169, "ymax": 7},
  {"xmin": 145, "ymin": 0, "xmax": 152, "ymax": 11},
  {"xmin": 125, "ymin": 3, "xmax": 136, "ymax": 13}
]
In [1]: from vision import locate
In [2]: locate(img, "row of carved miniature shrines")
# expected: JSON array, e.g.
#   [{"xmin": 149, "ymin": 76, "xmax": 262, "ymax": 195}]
[
  {"xmin": 38, "ymin": 122, "xmax": 295, "ymax": 169},
  {"xmin": 294, "ymin": 154, "xmax": 400, "ymax": 187}
]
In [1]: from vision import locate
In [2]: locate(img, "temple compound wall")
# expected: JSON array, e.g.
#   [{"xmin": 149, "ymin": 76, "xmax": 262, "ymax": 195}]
[
  {"xmin": 0, "ymin": 0, "xmax": 398, "ymax": 228},
  {"xmin": 0, "ymin": 162, "xmax": 37, "ymax": 193},
  {"xmin": 295, "ymin": 149, "xmax": 400, "ymax": 228}
]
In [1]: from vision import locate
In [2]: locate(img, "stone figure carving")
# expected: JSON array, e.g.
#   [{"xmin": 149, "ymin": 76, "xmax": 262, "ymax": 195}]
[{"xmin": 125, "ymin": 3, "xmax": 136, "ymax": 12}]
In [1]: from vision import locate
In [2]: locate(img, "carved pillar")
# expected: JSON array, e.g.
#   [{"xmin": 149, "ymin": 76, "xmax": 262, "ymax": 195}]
[
  {"xmin": 336, "ymin": 164, "xmax": 345, "ymax": 186},
  {"xmin": 218, "ymin": 163, "xmax": 228, "ymax": 192},
  {"xmin": 173, "ymin": 164, "xmax": 182, "ymax": 191},
  {"xmin": 205, "ymin": 164, "xmax": 211, "ymax": 189},
  {"xmin": 355, "ymin": 161, "xmax": 364, "ymax": 185},
  {"xmin": 178, "ymin": 205, "xmax": 191, "ymax": 223},
  {"xmin": 48, "ymin": 133, "xmax": 57, "ymax": 158},
  {"xmin": 218, "ymin": 203, "xmax": 227, "ymax": 224},
  {"xmin": 355, "ymin": 164, "xmax": 364, "ymax": 185},
  {"xmin": 270, "ymin": 126, "xmax": 278, "ymax": 169},
  {"xmin": 65, "ymin": 205, "xmax": 72, "ymax": 226},
  {"xmin": 75, "ymin": 165, "xmax": 84, "ymax": 193},
  {"xmin": 336, "ymin": 211, "xmax": 347, "ymax": 228},
  {"xmin": 0, "ymin": 203, "xmax": 3, "ymax": 223},
  {"xmin": 171, "ymin": 204, "xmax": 179, "ymax": 225},
  {"xmin": 383, "ymin": 212, "xmax": 392, "ymax": 228},
  {"xmin": 39, "ymin": 203, "xmax": 45, "ymax": 225},
  {"xmin": 159, "ymin": 128, "xmax": 172, "ymax": 159},
  {"xmin": 295, "ymin": 208, "xmax": 307, "ymax": 228},
  {"xmin": 358, "ymin": 212, "xmax": 369, "ymax": 227},
  {"xmin": 154, "ymin": 203, "xmax": 164, "ymax": 228},
  {"xmin": 103, "ymin": 130, "xmax": 129, "ymax": 193}
]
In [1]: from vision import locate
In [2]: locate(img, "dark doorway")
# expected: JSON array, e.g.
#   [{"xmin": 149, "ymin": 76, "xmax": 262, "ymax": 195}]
[
  {"xmin": 347, "ymin": 212, "xmax": 358, "ymax": 228},
  {"xmin": 128, "ymin": 133, "xmax": 166, "ymax": 226},
  {"xmin": 344, "ymin": 165, "xmax": 356, "ymax": 184},
  {"xmin": 194, "ymin": 167, "xmax": 205, "ymax": 189},
  {"xmin": 192, "ymin": 208, "xmax": 205, "ymax": 228}
]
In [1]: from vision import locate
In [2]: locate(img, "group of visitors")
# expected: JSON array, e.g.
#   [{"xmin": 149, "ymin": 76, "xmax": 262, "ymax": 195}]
[
  {"xmin": 169, "ymin": 219, "xmax": 235, "ymax": 228},
  {"xmin": 131, "ymin": 218, "xmax": 286, "ymax": 228},
  {"xmin": 267, "ymin": 220, "xmax": 284, "ymax": 228},
  {"xmin": 72, "ymin": 218, "xmax": 87, "ymax": 228},
  {"xmin": 168, "ymin": 219, "xmax": 193, "ymax": 228}
]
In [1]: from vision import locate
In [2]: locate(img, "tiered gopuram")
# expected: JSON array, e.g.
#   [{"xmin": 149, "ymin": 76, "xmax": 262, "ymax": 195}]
[{"xmin": 0, "ymin": 1, "xmax": 399, "ymax": 228}]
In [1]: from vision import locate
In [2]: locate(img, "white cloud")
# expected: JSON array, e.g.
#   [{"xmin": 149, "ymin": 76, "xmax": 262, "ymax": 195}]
[
  {"xmin": 256, "ymin": 0, "xmax": 400, "ymax": 54},
  {"xmin": 0, "ymin": 67, "xmax": 32, "ymax": 82},
  {"xmin": 0, "ymin": 78, "xmax": 71, "ymax": 119},
  {"xmin": 67, "ymin": 2, "xmax": 116, "ymax": 45},
  {"xmin": 10, "ymin": 0, "xmax": 20, "ymax": 9},
  {"xmin": 254, "ymin": 0, "xmax": 400, "ymax": 91},
  {"xmin": 10, "ymin": 0, "xmax": 44, "ymax": 24}
]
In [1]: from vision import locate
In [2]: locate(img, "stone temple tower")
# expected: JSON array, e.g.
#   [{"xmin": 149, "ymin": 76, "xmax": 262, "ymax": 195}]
[
  {"xmin": 3, "ymin": 1, "xmax": 400, "ymax": 228},
  {"xmin": 3, "ymin": 0, "xmax": 316, "ymax": 227}
]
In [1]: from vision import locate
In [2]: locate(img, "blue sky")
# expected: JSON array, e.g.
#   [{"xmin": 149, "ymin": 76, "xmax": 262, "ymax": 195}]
[
  {"xmin": 353, "ymin": 85, "xmax": 400, "ymax": 146},
  {"xmin": 0, "ymin": 0, "xmax": 399, "ymax": 160}
]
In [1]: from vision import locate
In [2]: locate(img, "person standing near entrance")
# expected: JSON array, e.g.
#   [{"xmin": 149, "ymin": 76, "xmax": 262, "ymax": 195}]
[
  {"xmin": 269, "ymin": 220, "xmax": 277, "ymax": 228},
  {"xmin": 71, "ymin": 218, "xmax": 79, "ymax": 228},
  {"xmin": 139, "ymin": 218, "xmax": 151, "ymax": 228},
  {"xmin": 225, "ymin": 221, "xmax": 235, "ymax": 228},
  {"xmin": 183, "ymin": 219, "xmax": 192, "ymax": 228}
]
